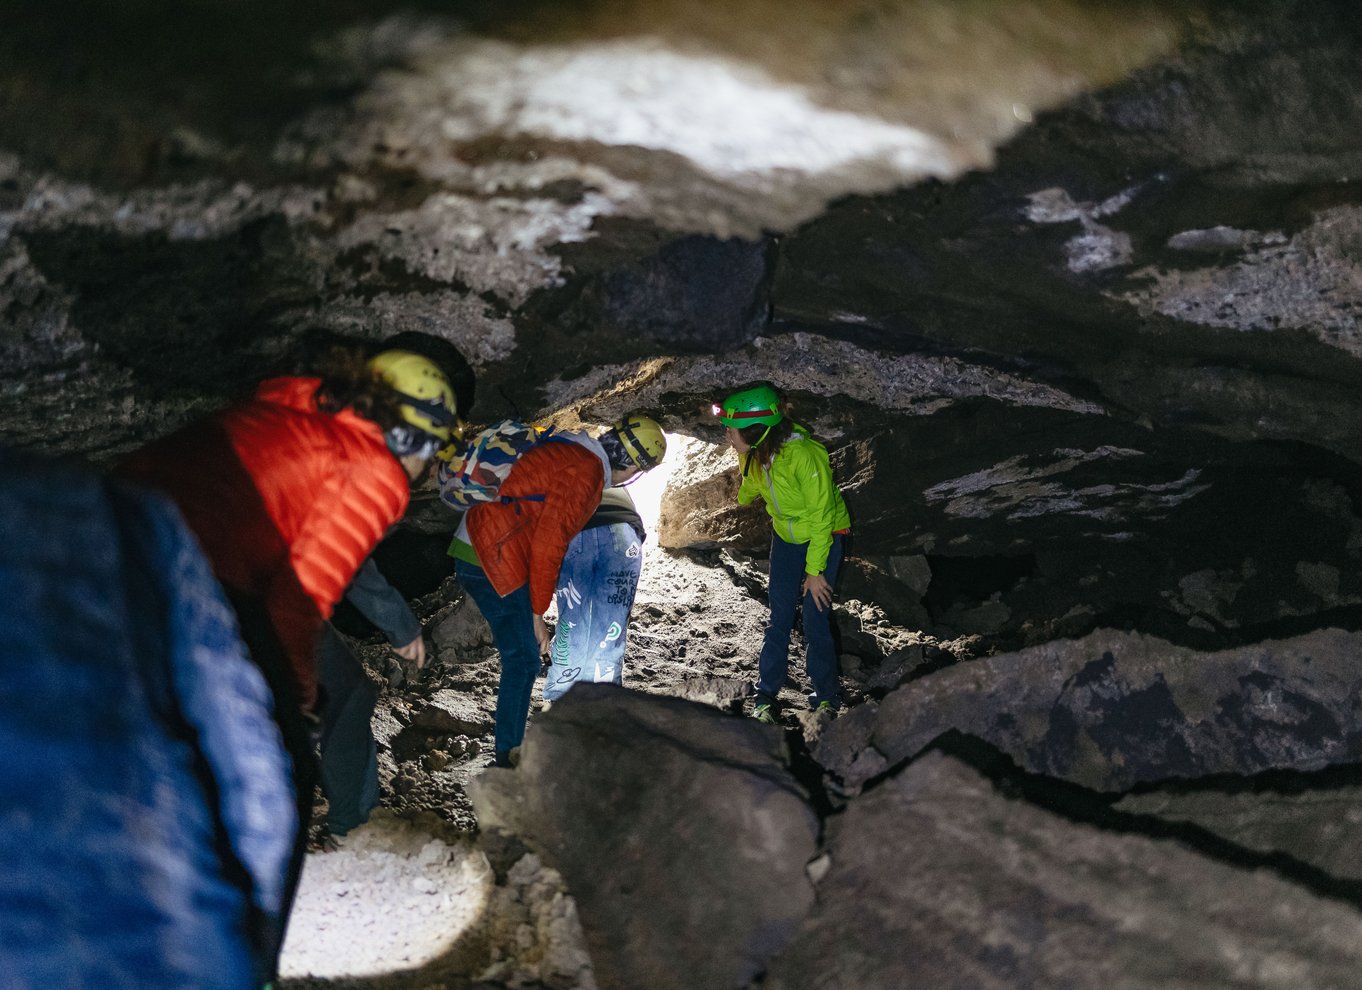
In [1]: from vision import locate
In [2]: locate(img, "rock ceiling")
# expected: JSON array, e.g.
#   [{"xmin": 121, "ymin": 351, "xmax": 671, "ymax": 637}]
[{"xmin": 6, "ymin": 0, "xmax": 1359, "ymax": 649}]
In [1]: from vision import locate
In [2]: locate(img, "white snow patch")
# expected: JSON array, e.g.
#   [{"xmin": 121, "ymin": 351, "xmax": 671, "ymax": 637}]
[
  {"xmin": 1166, "ymin": 226, "xmax": 1286, "ymax": 253},
  {"xmin": 1024, "ymin": 185, "xmax": 1139, "ymax": 224},
  {"xmin": 1065, "ymin": 225, "xmax": 1132, "ymax": 273},
  {"xmin": 923, "ymin": 451, "xmax": 1208, "ymax": 522},
  {"xmin": 430, "ymin": 39, "xmax": 956, "ymax": 181},
  {"xmin": 1120, "ymin": 206, "xmax": 1362, "ymax": 357},
  {"xmin": 924, "ymin": 447, "xmax": 1145, "ymax": 502}
]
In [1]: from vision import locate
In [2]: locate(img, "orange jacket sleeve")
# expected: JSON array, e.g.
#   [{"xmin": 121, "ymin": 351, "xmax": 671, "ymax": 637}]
[
  {"xmin": 468, "ymin": 441, "xmax": 605, "ymax": 611},
  {"xmin": 526, "ymin": 458, "xmax": 605, "ymax": 614}
]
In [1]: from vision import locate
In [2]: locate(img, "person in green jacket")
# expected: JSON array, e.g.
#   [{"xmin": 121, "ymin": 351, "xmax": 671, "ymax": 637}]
[{"xmin": 716, "ymin": 383, "xmax": 852, "ymax": 723}]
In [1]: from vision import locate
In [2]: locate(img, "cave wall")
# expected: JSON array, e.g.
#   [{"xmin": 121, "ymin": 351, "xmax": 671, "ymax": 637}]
[
  {"xmin": 10, "ymin": 2, "xmax": 1362, "ymax": 987},
  {"xmin": 5, "ymin": 2, "xmax": 1362, "ymax": 654}
]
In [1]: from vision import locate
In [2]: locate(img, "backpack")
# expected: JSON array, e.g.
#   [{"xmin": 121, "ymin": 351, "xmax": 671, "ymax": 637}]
[{"xmin": 436, "ymin": 419, "xmax": 556, "ymax": 510}]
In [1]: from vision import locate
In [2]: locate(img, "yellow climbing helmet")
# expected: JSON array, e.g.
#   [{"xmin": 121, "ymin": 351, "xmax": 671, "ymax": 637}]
[
  {"xmin": 612, "ymin": 413, "xmax": 667, "ymax": 471},
  {"xmin": 368, "ymin": 349, "xmax": 461, "ymax": 444}
]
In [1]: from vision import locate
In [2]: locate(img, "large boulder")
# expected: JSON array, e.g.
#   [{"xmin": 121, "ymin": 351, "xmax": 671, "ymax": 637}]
[
  {"xmin": 429, "ymin": 597, "xmax": 493, "ymax": 658},
  {"xmin": 1115, "ymin": 776, "xmax": 1362, "ymax": 883},
  {"xmin": 765, "ymin": 749, "xmax": 1362, "ymax": 990},
  {"xmin": 469, "ymin": 684, "xmax": 819, "ymax": 990}
]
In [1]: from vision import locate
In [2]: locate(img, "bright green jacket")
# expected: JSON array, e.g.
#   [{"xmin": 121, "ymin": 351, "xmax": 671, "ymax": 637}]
[{"xmin": 737, "ymin": 429, "xmax": 851, "ymax": 575}]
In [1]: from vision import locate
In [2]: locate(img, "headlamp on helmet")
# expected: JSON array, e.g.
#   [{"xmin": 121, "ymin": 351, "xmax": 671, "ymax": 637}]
[{"xmin": 715, "ymin": 384, "xmax": 784, "ymax": 429}]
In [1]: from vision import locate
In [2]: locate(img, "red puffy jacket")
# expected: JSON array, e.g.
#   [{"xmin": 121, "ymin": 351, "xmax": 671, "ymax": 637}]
[
  {"xmin": 467, "ymin": 439, "xmax": 605, "ymax": 614},
  {"xmin": 119, "ymin": 377, "xmax": 410, "ymax": 709}
]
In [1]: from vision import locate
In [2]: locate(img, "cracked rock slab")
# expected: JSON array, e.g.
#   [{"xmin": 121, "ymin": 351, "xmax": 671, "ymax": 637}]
[
  {"xmin": 765, "ymin": 751, "xmax": 1362, "ymax": 990},
  {"xmin": 821, "ymin": 627, "xmax": 1362, "ymax": 794}
]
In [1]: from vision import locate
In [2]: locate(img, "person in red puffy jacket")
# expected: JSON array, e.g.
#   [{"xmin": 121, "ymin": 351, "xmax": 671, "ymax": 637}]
[
  {"xmin": 117, "ymin": 344, "xmax": 460, "ymax": 974},
  {"xmin": 448, "ymin": 429, "xmax": 610, "ymax": 767}
]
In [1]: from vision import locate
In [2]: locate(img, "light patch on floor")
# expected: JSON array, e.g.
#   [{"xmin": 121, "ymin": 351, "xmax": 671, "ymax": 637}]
[{"xmin": 279, "ymin": 814, "xmax": 492, "ymax": 980}]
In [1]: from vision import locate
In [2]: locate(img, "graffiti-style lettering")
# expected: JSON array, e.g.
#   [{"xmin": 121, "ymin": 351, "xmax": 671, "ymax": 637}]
[{"xmin": 557, "ymin": 580, "xmax": 583, "ymax": 609}]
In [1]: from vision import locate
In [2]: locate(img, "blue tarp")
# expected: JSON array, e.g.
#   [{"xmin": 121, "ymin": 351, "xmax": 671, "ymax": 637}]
[{"xmin": 0, "ymin": 449, "xmax": 296, "ymax": 989}]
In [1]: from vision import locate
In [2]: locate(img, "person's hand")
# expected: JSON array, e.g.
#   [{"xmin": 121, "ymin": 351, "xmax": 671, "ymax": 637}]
[
  {"xmin": 803, "ymin": 572, "xmax": 833, "ymax": 612},
  {"xmin": 392, "ymin": 634, "xmax": 427, "ymax": 669},
  {"xmin": 534, "ymin": 615, "xmax": 554, "ymax": 657}
]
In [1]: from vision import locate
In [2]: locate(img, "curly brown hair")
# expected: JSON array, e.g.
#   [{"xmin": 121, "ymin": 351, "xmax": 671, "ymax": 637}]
[{"xmin": 312, "ymin": 346, "xmax": 406, "ymax": 434}]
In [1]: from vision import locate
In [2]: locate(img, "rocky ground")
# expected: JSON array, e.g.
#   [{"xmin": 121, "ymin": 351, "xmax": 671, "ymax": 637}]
[
  {"xmin": 279, "ymin": 503, "xmax": 959, "ymax": 988},
  {"xmin": 278, "ymin": 518, "xmax": 1362, "ymax": 989}
]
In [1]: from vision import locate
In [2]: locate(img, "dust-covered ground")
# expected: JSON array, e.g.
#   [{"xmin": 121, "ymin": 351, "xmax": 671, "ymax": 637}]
[
  {"xmin": 360, "ymin": 540, "xmax": 941, "ymax": 831},
  {"xmin": 279, "ymin": 535, "xmax": 956, "ymax": 988}
]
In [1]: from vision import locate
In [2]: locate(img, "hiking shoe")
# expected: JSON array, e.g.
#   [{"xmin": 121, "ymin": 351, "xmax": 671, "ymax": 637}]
[
  {"xmin": 752, "ymin": 702, "xmax": 777, "ymax": 725},
  {"xmin": 815, "ymin": 700, "xmax": 837, "ymax": 719}
]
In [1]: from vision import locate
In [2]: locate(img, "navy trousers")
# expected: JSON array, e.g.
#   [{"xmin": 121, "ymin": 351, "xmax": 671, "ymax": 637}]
[
  {"xmin": 317, "ymin": 626, "xmax": 380, "ymax": 835},
  {"xmin": 755, "ymin": 532, "xmax": 844, "ymax": 707},
  {"xmin": 456, "ymin": 559, "xmax": 540, "ymax": 756}
]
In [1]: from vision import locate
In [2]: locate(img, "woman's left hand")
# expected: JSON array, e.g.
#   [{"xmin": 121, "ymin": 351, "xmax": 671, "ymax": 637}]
[
  {"xmin": 534, "ymin": 615, "xmax": 554, "ymax": 657},
  {"xmin": 803, "ymin": 572, "xmax": 833, "ymax": 612}
]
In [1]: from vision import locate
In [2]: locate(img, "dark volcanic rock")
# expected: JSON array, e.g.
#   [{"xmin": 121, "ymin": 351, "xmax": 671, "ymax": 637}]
[
  {"xmin": 818, "ymin": 627, "xmax": 1362, "ymax": 794},
  {"xmin": 469, "ymin": 684, "xmax": 818, "ymax": 990},
  {"xmin": 1116, "ymin": 770, "xmax": 1362, "ymax": 883},
  {"xmin": 826, "ymin": 400, "xmax": 1362, "ymax": 646},
  {"xmin": 553, "ymin": 233, "xmax": 776, "ymax": 352},
  {"xmin": 764, "ymin": 751, "xmax": 1362, "ymax": 990},
  {"xmin": 409, "ymin": 689, "xmax": 492, "ymax": 738}
]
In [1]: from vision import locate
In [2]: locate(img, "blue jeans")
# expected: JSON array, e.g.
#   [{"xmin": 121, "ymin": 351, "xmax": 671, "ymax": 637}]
[
  {"xmin": 756, "ymin": 533, "xmax": 844, "ymax": 707},
  {"xmin": 544, "ymin": 523, "xmax": 643, "ymax": 702},
  {"xmin": 456, "ymin": 559, "xmax": 540, "ymax": 755}
]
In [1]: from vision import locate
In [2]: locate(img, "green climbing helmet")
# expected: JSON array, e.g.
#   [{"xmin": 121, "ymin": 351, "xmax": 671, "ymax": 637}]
[{"xmin": 715, "ymin": 384, "xmax": 784, "ymax": 428}]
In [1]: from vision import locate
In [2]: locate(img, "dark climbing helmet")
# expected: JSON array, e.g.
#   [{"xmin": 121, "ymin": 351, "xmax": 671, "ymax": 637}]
[{"xmin": 715, "ymin": 384, "xmax": 784, "ymax": 428}]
